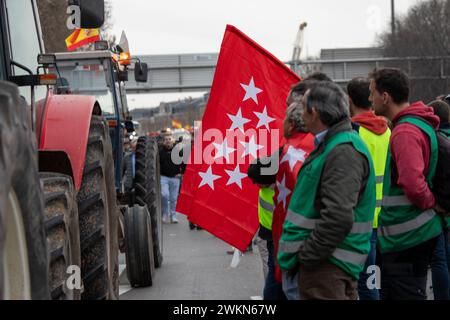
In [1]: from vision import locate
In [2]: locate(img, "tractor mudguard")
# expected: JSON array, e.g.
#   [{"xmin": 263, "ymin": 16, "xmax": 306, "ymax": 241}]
[{"xmin": 37, "ymin": 91, "xmax": 101, "ymax": 191}]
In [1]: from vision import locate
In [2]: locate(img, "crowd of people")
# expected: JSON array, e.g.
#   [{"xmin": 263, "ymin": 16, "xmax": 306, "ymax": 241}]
[
  {"xmin": 248, "ymin": 69, "xmax": 450, "ymax": 300},
  {"xmin": 124, "ymin": 68, "xmax": 450, "ymax": 301}
]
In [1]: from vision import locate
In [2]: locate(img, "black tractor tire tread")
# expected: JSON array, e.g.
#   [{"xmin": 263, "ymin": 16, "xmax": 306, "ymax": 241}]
[
  {"xmin": 124, "ymin": 205, "xmax": 155, "ymax": 287},
  {"xmin": 40, "ymin": 172, "xmax": 81, "ymax": 300},
  {"xmin": 0, "ymin": 81, "xmax": 49, "ymax": 299},
  {"xmin": 77, "ymin": 115, "xmax": 119, "ymax": 300},
  {"xmin": 134, "ymin": 136, "xmax": 163, "ymax": 268}
]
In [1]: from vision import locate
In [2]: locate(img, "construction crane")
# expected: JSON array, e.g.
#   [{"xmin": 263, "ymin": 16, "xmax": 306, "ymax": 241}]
[{"xmin": 292, "ymin": 22, "xmax": 308, "ymax": 62}]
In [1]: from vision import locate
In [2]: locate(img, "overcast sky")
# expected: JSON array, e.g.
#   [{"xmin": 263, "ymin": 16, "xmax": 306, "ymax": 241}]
[{"xmin": 110, "ymin": 0, "xmax": 420, "ymax": 109}]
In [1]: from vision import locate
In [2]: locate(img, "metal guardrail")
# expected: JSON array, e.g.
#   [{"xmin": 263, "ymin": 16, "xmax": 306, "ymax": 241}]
[
  {"xmin": 288, "ymin": 56, "xmax": 450, "ymax": 83},
  {"xmin": 124, "ymin": 54, "xmax": 450, "ymax": 94}
]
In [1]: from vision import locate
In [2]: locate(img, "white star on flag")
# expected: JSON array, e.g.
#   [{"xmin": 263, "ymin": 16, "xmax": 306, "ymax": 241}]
[
  {"xmin": 198, "ymin": 166, "xmax": 221, "ymax": 190},
  {"xmin": 227, "ymin": 108, "xmax": 251, "ymax": 133},
  {"xmin": 225, "ymin": 165, "xmax": 247, "ymax": 189},
  {"xmin": 240, "ymin": 77, "xmax": 263, "ymax": 104},
  {"xmin": 281, "ymin": 146, "xmax": 307, "ymax": 171},
  {"xmin": 277, "ymin": 175, "xmax": 291, "ymax": 209},
  {"xmin": 240, "ymin": 136, "xmax": 264, "ymax": 159},
  {"xmin": 213, "ymin": 138, "xmax": 236, "ymax": 163},
  {"xmin": 254, "ymin": 106, "xmax": 276, "ymax": 130}
]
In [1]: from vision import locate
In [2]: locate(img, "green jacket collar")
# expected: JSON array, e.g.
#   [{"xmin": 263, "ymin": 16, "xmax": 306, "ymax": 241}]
[{"xmin": 306, "ymin": 118, "xmax": 353, "ymax": 165}]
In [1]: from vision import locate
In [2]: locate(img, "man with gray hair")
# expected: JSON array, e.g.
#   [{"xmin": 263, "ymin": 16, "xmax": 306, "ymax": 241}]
[{"xmin": 278, "ymin": 81, "xmax": 376, "ymax": 300}]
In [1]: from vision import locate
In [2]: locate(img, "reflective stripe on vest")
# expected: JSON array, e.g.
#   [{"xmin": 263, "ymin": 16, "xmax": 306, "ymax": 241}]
[
  {"xmin": 358, "ymin": 126, "xmax": 391, "ymax": 229},
  {"xmin": 378, "ymin": 209, "xmax": 436, "ymax": 237},
  {"xmin": 286, "ymin": 209, "xmax": 373, "ymax": 234},
  {"xmin": 332, "ymin": 248, "xmax": 368, "ymax": 266},
  {"xmin": 258, "ymin": 187, "xmax": 275, "ymax": 231},
  {"xmin": 259, "ymin": 196, "xmax": 275, "ymax": 212},
  {"xmin": 279, "ymin": 240, "xmax": 368, "ymax": 265},
  {"xmin": 278, "ymin": 240, "xmax": 304, "ymax": 253},
  {"xmin": 381, "ymin": 195, "xmax": 412, "ymax": 206}
]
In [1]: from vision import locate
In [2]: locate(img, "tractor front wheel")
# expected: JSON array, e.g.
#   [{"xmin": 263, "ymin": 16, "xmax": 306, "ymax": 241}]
[
  {"xmin": 124, "ymin": 205, "xmax": 155, "ymax": 287},
  {"xmin": 40, "ymin": 172, "xmax": 81, "ymax": 300}
]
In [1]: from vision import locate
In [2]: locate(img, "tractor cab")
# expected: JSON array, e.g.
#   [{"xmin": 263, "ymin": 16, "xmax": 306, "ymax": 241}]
[{"xmin": 51, "ymin": 49, "xmax": 148, "ymax": 192}]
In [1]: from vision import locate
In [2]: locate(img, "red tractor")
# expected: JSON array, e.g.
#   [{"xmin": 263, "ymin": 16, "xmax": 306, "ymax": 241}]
[{"xmin": 0, "ymin": 0, "xmax": 161, "ymax": 300}]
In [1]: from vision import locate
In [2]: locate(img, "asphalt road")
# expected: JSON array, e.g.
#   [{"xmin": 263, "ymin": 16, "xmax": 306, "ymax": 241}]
[
  {"xmin": 119, "ymin": 214, "xmax": 264, "ymax": 300},
  {"xmin": 117, "ymin": 213, "xmax": 436, "ymax": 300}
]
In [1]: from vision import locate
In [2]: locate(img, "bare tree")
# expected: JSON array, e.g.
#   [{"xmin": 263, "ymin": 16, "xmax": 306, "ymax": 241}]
[
  {"xmin": 37, "ymin": 0, "xmax": 115, "ymax": 53},
  {"xmin": 377, "ymin": 0, "xmax": 450, "ymax": 102}
]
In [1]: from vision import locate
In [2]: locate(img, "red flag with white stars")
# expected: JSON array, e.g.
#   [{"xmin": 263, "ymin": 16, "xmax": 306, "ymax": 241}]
[
  {"xmin": 176, "ymin": 25, "xmax": 300, "ymax": 251},
  {"xmin": 272, "ymin": 133, "xmax": 315, "ymax": 281}
]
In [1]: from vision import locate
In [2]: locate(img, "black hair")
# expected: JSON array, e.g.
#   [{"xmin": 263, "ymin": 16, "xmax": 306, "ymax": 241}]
[
  {"xmin": 429, "ymin": 100, "xmax": 450, "ymax": 124},
  {"xmin": 347, "ymin": 77, "xmax": 371, "ymax": 109},
  {"xmin": 304, "ymin": 72, "xmax": 332, "ymax": 82},
  {"xmin": 369, "ymin": 68, "xmax": 409, "ymax": 104},
  {"xmin": 290, "ymin": 79, "xmax": 319, "ymax": 97},
  {"xmin": 247, "ymin": 156, "xmax": 277, "ymax": 185}
]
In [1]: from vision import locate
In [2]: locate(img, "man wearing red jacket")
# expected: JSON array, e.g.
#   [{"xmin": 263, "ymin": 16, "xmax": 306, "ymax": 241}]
[
  {"xmin": 272, "ymin": 80, "xmax": 315, "ymax": 299},
  {"xmin": 369, "ymin": 68, "xmax": 445, "ymax": 300}
]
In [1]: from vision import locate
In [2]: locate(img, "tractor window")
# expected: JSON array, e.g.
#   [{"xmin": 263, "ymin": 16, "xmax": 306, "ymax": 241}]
[
  {"xmin": 5, "ymin": 0, "xmax": 46, "ymax": 102},
  {"xmin": 51, "ymin": 59, "xmax": 116, "ymax": 116}
]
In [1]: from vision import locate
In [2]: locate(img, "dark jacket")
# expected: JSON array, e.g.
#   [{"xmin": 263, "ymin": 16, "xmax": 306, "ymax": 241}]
[
  {"xmin": 297, "ymin": 118, "xmax": 370, "ymax": 267},
  {"xmin": 159, "ymin": 143, "xmax": 185, "ymax": 177},
  {"xmin": 390, "ymin": 102, "xmax": 440, "ymax": 210}
]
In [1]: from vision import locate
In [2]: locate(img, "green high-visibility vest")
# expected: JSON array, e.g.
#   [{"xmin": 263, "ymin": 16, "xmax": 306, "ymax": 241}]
[
  {"xmin": 278, "ymin": 131, "xmax": 376, "ymax": 280},
  {"xmin": 378, "ymin": 117, "xmax": 443, "ymax": 253},
  {"xmin": 358, "ymin": 126, "xmax": 391, "ymax": 229},
  {"xmin": 258, "ymin": 187, "xmax": 275, "ymax": 231}
]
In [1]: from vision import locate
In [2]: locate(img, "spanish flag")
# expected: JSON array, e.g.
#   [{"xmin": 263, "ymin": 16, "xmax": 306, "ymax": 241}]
[
  {"xmin": 171, "ymin": 119, "xmax": 182, "ymax": 129},
  {"xmin": 65, "ymin": 28, "xmax": 100, "ymax": 51}
]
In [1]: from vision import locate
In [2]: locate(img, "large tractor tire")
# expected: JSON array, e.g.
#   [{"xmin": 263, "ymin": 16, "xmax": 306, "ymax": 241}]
[
  {"xmin": 40, "ymin": 173, "xmax": 81, "ymax": 300},
  {"xmin": 77, "ymin": 114, "xmax": 119, "ymax": 300},
  {"xmin": 134, "ymin": 136, "xmax": 163, "ymax": 268},
  {"xmin": 0, "ymin": 81, "xmax": 49, "ymax": 299},
  {"xmin": 124, "ymin": 205, "xmax": 155, "ymax": 287}
]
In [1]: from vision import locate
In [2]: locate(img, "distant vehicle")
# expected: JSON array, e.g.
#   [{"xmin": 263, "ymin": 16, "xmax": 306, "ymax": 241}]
[{"xmin": 51, "ymin": 47, "xmax": 164, "ymax": 293}]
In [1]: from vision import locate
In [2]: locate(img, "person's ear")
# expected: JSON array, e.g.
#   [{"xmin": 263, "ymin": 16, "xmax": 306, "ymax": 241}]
[{"xmin": 382, "ymin": 92, "xmax": 390, "ymax": 105}]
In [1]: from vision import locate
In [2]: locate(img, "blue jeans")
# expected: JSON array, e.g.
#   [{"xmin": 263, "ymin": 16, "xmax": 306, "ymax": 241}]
[
  {"xmin": 431, "ymin": 228, "xmax": 450, "ymax": 300},
  {"xmin": 358, "ymin": 229, "xmax": 380, "ymax": 300},
  {"xmin": 263, "ymin": 240, "xmax": 287, "ymax": 300},
  {"xmin": 161, "ymin": 175, "xmax": 180, "ymax": 219},
  {"xmin": 281, "ymin": 269, "xmax": 299, "ymax": 300}
]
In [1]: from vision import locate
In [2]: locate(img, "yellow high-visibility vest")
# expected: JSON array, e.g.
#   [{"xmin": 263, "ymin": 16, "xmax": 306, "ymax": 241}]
[
  {"xmin": 258, "ymin": 187, "xmax": 275, "ymax": 231},
  {"xmin": 358, "ymin": 126, "xmax": 391, "ymax": 228}
]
